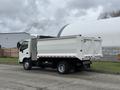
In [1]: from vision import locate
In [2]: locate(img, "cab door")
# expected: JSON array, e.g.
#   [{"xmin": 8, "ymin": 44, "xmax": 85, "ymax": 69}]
[{"xmin": 19, "ymin": 41, "xmax": 30, "ymax": 63}]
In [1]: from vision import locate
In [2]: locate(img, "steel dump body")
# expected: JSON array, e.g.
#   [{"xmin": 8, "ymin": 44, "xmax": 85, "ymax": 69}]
[{"xmin": 36, "ymin": 35, "xmax": 102, "ymax": 60}]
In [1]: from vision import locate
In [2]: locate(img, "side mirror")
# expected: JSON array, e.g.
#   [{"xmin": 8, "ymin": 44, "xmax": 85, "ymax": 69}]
[{"xmin": 17, "ymin": 42, "xmax": 21, "ymax": 49}]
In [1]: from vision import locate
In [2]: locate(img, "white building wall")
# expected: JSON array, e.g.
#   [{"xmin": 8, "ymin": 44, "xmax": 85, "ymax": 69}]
[
  {"xmin": 61, "ymin": 17, "xmax": 120, "ymax": 47},
  {"xmin": 0, "ymin": 32, "xmax": 31, "ymax": 48}
]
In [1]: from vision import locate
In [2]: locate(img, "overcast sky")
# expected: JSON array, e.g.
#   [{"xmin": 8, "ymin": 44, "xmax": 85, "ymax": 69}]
[{"xmin": 0, "ymin": 0, "xmax": 120, "ymax": 36}]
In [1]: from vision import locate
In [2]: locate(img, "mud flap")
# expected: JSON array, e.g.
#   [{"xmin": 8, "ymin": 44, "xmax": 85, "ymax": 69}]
[{"xmin": 82, "ymin": 60, "xmax": 92, "ymax": 70}]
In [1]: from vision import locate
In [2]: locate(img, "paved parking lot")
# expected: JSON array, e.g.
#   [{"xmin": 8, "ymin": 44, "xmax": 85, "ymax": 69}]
[{"xmin": 0, "ymin": 64, "xmax": 120, "ymax": 90}]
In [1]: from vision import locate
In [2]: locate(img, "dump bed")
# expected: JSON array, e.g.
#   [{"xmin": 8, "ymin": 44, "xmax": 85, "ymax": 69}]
[{"xmin": 37, "ymin": 35, "xmax": 102, "ymax": 60}]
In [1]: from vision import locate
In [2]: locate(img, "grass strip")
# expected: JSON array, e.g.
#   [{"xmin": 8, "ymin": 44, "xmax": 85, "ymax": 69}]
[
  {"xmin": 0, "ymin": 57, "xmax": 18, "ymax": 65},
  {"xmin": 91, "ymin": 61, "xmax": 120, "ymax": 74}
]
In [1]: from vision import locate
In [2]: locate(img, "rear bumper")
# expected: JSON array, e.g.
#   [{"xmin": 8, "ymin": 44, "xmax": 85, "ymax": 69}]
[
  {"xmin": 82, "ymin": 54, "xmax": 103, "ymax": 60},
  {"xmin": 82, "ymin": 60, "xmax": 92, "ymax": 65}
]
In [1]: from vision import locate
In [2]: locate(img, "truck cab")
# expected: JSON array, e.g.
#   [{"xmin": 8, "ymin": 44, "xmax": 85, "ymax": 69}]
[{"xmin": 18, "ymin": 40, "xmax": 30, "ymax": 63}]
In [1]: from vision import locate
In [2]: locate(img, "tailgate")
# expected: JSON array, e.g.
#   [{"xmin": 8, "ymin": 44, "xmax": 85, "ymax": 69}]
[{"xmin": 82, "ymin": 37, "xmax": 102, "ymax": 59}]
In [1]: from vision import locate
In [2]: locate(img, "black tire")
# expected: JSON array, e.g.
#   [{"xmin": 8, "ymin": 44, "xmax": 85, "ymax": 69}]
[
  {"xmin": 57, "ymin": 61, "xmax": 70, "ymax": 74},
  {"xmin": 71, "ymin": 66, "xmax": 79, "ymax": 72},
  {"xmin": 23, "ymin": 59, "xmax": 32, "ymax": 70}
]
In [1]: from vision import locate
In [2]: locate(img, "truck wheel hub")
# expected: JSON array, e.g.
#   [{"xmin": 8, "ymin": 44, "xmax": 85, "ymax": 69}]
[
  {"xmin": 24, "ymin": 62, "xmax": 29, "ymax": 68},
  {"xmin": 58, "ymin": 65, "xmax": 65, "ymax": 72}
]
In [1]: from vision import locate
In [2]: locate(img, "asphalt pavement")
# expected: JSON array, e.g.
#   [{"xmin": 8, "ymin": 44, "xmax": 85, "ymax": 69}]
[{"xmin": 0, "ymin": 64, "xmax": 120, "ymax": 90}]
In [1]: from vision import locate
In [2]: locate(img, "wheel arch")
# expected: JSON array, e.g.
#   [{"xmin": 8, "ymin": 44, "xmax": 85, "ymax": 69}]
[{"xmin": 22, "ymin": 57, "xmax": 31, "ymax": 63}]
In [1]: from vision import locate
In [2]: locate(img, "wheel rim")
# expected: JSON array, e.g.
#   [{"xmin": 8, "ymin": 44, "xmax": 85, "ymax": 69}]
[
  {"xmin": 58, "ymin": 64, "xmax": 65, "ymax": 73},
  {"xmin": 24, "ymin": 62, "xmax": 29, "ymax": 69}
]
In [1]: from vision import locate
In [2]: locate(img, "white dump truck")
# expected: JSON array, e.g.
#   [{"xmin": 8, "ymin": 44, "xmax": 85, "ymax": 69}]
[{"xmin": 17, "ymin": 35, "xmax": 102, "ymax": 74}]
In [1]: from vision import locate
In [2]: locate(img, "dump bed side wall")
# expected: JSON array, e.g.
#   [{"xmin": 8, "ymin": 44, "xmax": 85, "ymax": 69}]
[
  {"xmin": 37, "ymin": 37, "xmax": 78, "ymax": 58},
  {"xmin": 36, "ymin": 36, "xmax": 102, "ymax": 60}
]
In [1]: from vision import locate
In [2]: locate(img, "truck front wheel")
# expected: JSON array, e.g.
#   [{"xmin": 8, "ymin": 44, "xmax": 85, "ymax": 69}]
[
  {"xmin": 23, "ymin": 59, "xmax": 32, "ymax": 70},
  {"xmin": 57, "ymin": 61, "xmax": 70, "ymax": 74}
]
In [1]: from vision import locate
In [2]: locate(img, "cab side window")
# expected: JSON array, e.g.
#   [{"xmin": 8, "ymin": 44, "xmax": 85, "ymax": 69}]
[{"xmin": 20, "ymin": 41, "xmax": 28, "ymax": 51}]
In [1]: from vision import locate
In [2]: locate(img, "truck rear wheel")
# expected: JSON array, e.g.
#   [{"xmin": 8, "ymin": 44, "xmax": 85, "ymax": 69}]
[
  {"xmin": 23, "ymin": 59, "xmax": 32, "ymax": 70},
  {"xmin": 57, "ymin": 61, "xmax": 70, "ymax": 74}
]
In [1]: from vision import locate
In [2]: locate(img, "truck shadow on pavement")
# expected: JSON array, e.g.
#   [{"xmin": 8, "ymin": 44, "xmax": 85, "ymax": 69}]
[{"xmin": 19, "ymin": 67, "xmax": 93, "ymax": 78}]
